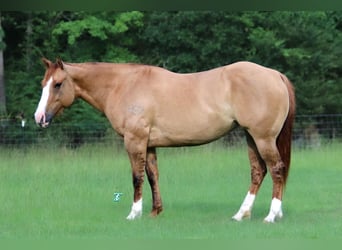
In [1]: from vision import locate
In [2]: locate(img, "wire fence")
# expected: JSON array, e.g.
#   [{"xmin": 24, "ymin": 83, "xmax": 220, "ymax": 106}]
[{"xmin": 1, "ymin": 114, "xmax": 342, "ymax": 149}]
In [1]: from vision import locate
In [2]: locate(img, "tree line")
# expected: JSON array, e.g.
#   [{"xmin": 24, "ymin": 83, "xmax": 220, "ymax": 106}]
[{"xmin": 0, "ymin": 11, "xmax": 341, "ymax": 143}]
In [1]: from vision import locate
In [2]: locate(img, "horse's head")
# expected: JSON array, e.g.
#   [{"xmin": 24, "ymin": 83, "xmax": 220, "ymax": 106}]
[{"xmin": 34, "ymin": 58, "xmax": 75, "ymax": 128}]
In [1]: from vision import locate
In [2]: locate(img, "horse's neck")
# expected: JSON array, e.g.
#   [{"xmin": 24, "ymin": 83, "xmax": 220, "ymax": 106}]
[{"xmin": 66, "ymin": 63, "xmax": 119, "ymax": 112}]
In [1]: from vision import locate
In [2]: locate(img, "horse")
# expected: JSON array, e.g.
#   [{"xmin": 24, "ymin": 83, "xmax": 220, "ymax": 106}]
[{"xmin": 34, "ymin": 58, "xmax": 295, "ymax": 223}]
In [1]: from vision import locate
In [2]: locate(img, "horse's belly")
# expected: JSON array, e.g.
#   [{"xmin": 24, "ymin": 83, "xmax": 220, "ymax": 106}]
[{"xmin": 147, "ymin": 113, "xmax": 235, "ymax": 147}]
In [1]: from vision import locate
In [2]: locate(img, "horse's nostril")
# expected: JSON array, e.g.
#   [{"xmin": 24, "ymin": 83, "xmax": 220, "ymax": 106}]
[{"xmin": 45, "ymin": 112, "xmax": 54, "ymax": 123}]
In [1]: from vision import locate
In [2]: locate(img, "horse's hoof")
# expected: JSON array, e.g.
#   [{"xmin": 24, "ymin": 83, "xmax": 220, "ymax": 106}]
[
  {"xmin": 232, "ymin": 211, "xmax": 251, "ymax": 221},
  {"xmin": 126, "ymin": 210, "xmax": 142, "ymax": 220},
  {"xmin": 263, "ymin": 218, "xmax": 275, "ymax": 223},
  {"xmin": 150, "ymin": 207, "xmax": 163, "ymax": 217}
]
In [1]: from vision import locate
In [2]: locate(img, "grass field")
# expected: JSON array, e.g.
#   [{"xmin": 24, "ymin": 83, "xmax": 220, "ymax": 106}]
[{"xmin": 0, "ymin": 142, "xmax": 342, "ymax": 239}]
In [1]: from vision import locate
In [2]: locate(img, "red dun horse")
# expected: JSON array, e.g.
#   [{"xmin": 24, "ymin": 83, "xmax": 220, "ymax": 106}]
[{"xmin": 34, "ymin": 58, "xmax": 295, "ymax": 223}]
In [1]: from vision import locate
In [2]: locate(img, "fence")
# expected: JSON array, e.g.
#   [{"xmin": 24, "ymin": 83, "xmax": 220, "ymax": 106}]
[{"xmin": 1, "ymin": 114, "xmax": 342, "ymax": 148}]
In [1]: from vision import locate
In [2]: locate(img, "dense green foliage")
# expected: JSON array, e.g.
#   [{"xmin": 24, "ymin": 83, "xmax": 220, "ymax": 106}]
[{"xmin": 0, "ymin": 11, "xmax": 341, "ymax": 144}]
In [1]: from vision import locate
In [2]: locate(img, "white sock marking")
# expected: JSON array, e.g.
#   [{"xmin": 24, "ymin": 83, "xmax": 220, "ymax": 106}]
[
  {"xmin": 126, "ymin": 198, "xmax": 143, "ymax": 220},
  {"xmin": 264, "ymin": 198, "xmax": 283, "ymax": 223},
  {"xmin": 232, "ymin": 191, "xmax": 256, "ymax": 221},
  {"xmin": 34, "ymin": 77, "xmax": 52, "ymax": 125}
]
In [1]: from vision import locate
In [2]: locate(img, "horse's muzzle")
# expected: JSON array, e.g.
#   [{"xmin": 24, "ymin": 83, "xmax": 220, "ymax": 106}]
[{"xmin": 35, "ymin": 112, "xmax": 53, "ymax": 128}]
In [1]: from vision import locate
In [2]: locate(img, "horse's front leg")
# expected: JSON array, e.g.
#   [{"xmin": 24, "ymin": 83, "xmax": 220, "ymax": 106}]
[
  {"xmin": 124, "ymin": 131, "xmax": 148, "ymax": 220},
  {"xmin": 146, "ymin": 147, "xmax": 163, "ymax": 217}
]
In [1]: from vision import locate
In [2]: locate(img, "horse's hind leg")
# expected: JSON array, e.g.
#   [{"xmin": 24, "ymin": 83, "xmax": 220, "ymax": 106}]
[
  {"xmin": 253, "ymin": 137, "xmax": 285, "ymax": 223},
  {"xmin": 145, "ymin": 147, "xmax": 163, "ymax": 217},
  {"xmin": 232, "ymin": 132, "xmax": 267, "ymax": 221}
]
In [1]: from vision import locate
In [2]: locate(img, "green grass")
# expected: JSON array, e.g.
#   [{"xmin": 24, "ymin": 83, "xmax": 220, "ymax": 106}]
[{"xmin": 0, "ymin": 142, "xmax": 342, "ymax": 239}]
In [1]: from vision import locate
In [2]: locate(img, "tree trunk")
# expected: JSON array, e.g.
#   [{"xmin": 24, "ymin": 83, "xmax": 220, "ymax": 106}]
[
  {"xmin": 25, "ymin": 12, "xmax": 33, "ymax": 72},
  {"xmin": 0, "ymin": 12, "xmax": 6, "ymax": 116}
]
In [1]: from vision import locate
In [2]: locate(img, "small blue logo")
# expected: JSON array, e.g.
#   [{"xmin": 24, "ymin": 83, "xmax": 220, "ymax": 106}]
[{"xmin": 113, "ymin": 192, "xmax": 123, "ymax": 202}]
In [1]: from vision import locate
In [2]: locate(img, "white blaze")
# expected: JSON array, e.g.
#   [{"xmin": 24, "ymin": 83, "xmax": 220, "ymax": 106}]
[{"xmin": 34, "ymin": 77, "xmax": 53, "ymax": 125}]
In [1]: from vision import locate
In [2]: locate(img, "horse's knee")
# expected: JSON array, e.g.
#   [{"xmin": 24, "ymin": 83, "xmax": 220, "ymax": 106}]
[
  {"xmin": 133, "ymin": 173, "xmax": 144, "ymax": 188},
  {"xmin": 145, "ymin": 164, "xmax": 159, "ymax": 182}
]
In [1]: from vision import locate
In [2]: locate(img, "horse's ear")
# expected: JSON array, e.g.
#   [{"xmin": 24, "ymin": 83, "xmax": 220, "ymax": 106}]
[
  {"xmin": 42, "ymin": 58, "xmax": 52, "ymax": 69},
  {"xmin": 56, "ymin": 58, "xmax": 64, "ymax": 70}
]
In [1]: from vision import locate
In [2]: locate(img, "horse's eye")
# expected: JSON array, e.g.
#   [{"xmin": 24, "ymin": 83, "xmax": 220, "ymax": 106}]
[{"xmin": 55, "ymin": 82, "xmax": 62, "ymax": 89}]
